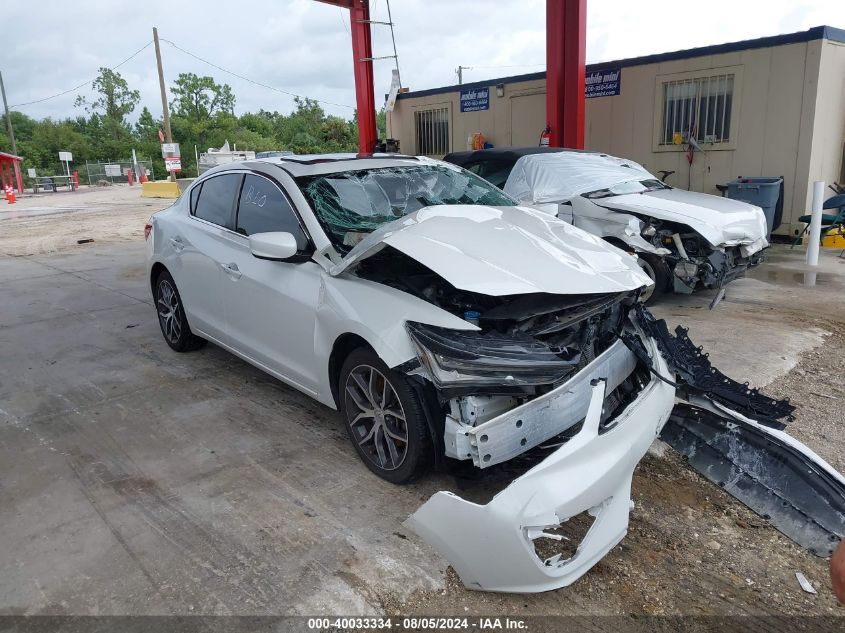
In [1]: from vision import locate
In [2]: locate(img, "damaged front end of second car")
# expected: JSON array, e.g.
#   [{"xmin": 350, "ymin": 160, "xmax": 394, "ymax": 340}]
[{"xmin": 570, "ymin": 190, "xmax": 768, "ymax": 305}]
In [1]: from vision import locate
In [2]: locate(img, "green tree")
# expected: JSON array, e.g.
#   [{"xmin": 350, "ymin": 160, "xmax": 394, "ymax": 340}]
[
  {"xmin": 134, "ymin": 106, "xmax": 161, "ymax": 139},
  {"xmin": 74, "ymin": 68, "xmax": 140, "ymax": 138},
  {"xmin": 170, "ymin": 73, "xmax": 236, "ymax": 120}
]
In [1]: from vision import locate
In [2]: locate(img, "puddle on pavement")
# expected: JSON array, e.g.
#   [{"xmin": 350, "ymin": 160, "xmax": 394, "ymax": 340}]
[{"xmin": 749, "ymin": 267, "xmax": 842, "ymax": 288}]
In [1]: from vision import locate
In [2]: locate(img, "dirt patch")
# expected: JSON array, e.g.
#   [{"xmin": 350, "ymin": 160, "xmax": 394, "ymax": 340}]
[{"xmin": 0, "ymin": 186, "xmax": 171, "ymax": 257}]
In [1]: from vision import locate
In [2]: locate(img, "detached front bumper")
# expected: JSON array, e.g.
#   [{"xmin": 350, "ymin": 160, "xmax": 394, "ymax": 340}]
[{"xmin": 405, "ymin": 337, "xmax": 675, "ymax": 593}]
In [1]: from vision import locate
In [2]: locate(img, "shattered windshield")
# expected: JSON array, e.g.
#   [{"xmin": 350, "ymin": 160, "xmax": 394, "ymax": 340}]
[
  {"xmin": 583, "ymin": 178, "xmax": 668, "ymax": 199},
  {"xmin": 297, "ymin": 164, "xmax": 516, "ymax": 250}
]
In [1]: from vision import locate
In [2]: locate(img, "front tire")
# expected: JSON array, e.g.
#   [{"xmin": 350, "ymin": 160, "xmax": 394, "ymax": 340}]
[
  {"xmin": 339, "ymin": 347, "xmax": 432, "ymax": 484},
  {"xmin": 155, "ymin": 270, "xmax": 206, "ymax": 352},
  {"xmin": 637, "ymin": 254, "xmax": 671, "ymax": 304}
]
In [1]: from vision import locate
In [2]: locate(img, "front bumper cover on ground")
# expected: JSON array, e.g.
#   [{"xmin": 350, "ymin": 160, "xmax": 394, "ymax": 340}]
[
  {"xmin": 405, "ymin": 336, "xmax": 676, "ymax": 593},
  {"xmin": 405, "ymin": 306, "xmax": 816, "ymax": 593}
]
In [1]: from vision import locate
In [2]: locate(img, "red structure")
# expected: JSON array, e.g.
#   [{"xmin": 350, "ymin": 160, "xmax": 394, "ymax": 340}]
[
  {"xmin": 317, "ymin": 0, "xmax": 586, "ymax": 153},
  {"xmin": 546, "ymin": 0, "xmax": 586, "ymax": 149},
  {"xmin": 0, "ymin": 151, "xmax": 24, "ymax": 194},
  {"xmin": 316, "ymin": 0, "xmax": 379, "ymax": 154}
]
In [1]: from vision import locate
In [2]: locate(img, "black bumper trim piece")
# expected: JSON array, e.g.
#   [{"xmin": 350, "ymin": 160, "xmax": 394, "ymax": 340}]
[
  {"xmin": 661, "ymin": 405, "xmax": 845, "ymax": 557},
  {"xmin": 635, "ymin": 305, "xmax": 795, "ymax": 428}
]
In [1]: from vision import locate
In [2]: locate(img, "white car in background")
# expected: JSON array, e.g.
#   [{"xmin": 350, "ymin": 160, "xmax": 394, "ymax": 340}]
[
  {"xmin": 445, "ymin": 148, "xmax": 769, "ymax": 304},
  {"xmin": 144, "ymin": 154, "xmax": 793, "ymax": 593}
]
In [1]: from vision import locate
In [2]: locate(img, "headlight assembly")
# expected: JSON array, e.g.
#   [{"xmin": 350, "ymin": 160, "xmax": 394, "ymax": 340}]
[{"xmin": 405, "ymin": 322, "xmax": 579, "ymax": 388}]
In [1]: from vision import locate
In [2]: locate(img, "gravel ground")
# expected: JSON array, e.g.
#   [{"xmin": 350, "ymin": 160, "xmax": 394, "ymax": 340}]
[{"xmin": 767, "ymin": 325, "xmax": 845, "ymax": 475}]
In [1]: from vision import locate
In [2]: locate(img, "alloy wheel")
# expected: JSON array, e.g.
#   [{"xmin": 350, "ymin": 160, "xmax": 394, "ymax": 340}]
[
  {"xmin": 344, "ymin": 364, "xmax": 409, "ymax": 471},
  {"xmin": 157, "ymin": 279, "xmax": 182, "ymax": 344}
]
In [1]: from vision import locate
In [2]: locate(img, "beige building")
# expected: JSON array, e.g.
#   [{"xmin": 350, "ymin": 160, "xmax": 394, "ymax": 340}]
[{"xmin": 389, "ymin": 26, "xmax": 845, "ymax": 237}]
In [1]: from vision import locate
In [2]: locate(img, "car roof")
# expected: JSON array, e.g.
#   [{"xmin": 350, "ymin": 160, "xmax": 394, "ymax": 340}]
[
  {"xmin": 443, "ymin": 146, "xmax": 598, "ymax": 167},
  {"xmin": 248, "ymin": 152, "xmax": 426, "ymax": 178}
]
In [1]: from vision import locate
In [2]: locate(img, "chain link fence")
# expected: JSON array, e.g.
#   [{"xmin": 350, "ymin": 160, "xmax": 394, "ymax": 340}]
[{"xmin": 84, "ymin": 159, "xmax": 156, "ymax": 186}]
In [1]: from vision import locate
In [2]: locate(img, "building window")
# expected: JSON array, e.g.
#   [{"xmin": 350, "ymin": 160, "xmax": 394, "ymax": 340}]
[
  {"xmin": 660, "ymin": 74, "xmax": 734, "ymax": 145},
  {"xmin": 414, "ymin": 107, "xmax": 450, "ymax": 156}
]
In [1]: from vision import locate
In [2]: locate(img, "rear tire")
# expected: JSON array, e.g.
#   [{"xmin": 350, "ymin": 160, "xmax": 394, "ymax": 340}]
[
  {"xmin": 637, "ymin": 254, "xmax": 671, "ymax": 304},
  {"xmin": 339, "ymin": 347, "xmax": 432, "ymax": 484},
  {"xmin": 155, "ymin": 270, "xmax": 206, "ymax": 352}
]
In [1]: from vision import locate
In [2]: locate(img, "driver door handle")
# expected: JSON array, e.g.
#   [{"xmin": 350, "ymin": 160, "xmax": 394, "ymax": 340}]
[{"xmin": 221, "ymin": 262, "xmax": 242, "ymax": 280}]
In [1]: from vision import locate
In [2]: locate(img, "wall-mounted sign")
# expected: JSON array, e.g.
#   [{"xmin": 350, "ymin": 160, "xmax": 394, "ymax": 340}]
[
  {"xmin": 460, "ymin": 86, "xmax": 489, "ymax": 112},
  {"xmin": 104, "ymin": 164, "xmax": 122, "ymax": 177},
  {"xmin": 385, "ymin": 69, "xmax": 401, "ymax": 112},
  {"xmin": 585, "ymin": 68, "xmax": 621, "ymax": 98}
]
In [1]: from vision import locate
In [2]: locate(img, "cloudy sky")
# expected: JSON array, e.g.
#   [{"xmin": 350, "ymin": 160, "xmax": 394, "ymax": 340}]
[{"xmin": 1, "ymin": 0, "xmax": 841, "ymax": 122}]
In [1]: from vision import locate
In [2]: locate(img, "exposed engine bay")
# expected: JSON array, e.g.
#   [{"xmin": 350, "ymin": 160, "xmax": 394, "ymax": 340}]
[{"xmin": 633, "ymin": 215, "xmax": 764, "ymax": 294}]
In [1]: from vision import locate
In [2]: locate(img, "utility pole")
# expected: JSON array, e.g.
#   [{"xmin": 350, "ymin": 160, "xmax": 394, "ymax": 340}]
[
  {"xmin": 153, "ymin": 27, "xmax": 175, "ymax": 181},
  {"xmin": 455, "ymin": 66, "xmax": 470, "ymax": 85},
  {"xmin": 0, "ymin": 71, "xmax": 17, "ymax": 156}
]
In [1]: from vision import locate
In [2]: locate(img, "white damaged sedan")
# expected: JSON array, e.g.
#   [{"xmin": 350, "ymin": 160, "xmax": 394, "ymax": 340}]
[
  {"xmin": 503, "ymin": 151, "xmax": 769, "ymax": 304},
  {"xmin": 144, "ymin": 154, "xmax": 695, "ymax": 592}
]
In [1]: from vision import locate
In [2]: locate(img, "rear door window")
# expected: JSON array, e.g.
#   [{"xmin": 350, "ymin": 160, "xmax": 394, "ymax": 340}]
[
  {"xmin": 193, "ymin": 174, "xmax": 241, "ymax": 229},
  {"xmin": 236, "ymin": 174, "xmax": 309, "ymax": 250}
]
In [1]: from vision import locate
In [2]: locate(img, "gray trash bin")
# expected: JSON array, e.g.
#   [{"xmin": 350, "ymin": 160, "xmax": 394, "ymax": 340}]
[{"xmin": 726, "ymin": 177, "xmax": 783, "ymax": 235}]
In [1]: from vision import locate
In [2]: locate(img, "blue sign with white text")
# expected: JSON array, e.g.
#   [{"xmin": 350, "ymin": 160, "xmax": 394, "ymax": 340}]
[
  {"xmin": 460, "ymin": 86, "xmax": 489, "ymax": 112},
  {"xmin": 585, "ymin": 68, "xmax": 621, "ymax": 98}
]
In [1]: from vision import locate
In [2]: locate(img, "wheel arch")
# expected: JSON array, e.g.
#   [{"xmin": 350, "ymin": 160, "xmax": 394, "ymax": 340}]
[
  {"xmin": 602, "ymin": 236, "xmax": 632, "ymax": 253},
  {"xmin": 150, "ymin": 261, "xmax": 168, "ymax": 297},
  {"xmin": 328, "ymin": 333, "xmax": 375, "ymax": 409}
]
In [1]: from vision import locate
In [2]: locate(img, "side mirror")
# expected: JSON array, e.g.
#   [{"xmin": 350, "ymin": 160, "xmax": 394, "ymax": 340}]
[{"xmin": 249, "ymin": 232, "xmax": 299, "ymax": 261}]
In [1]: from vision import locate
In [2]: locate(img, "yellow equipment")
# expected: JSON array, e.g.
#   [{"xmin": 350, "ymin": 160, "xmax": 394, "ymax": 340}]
[{"xmin": 821, "ymin": 226, "xmax": 845, "ymax": 249}]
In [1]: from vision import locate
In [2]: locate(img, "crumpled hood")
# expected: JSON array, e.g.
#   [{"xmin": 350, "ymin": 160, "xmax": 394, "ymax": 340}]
[
  {"xmin": 329, "ymin": 205, "xmax": 652, "ymax": 296},
  {"xmin": 593, "ymin": 188, "xmax": 769, "ymax": 250}
]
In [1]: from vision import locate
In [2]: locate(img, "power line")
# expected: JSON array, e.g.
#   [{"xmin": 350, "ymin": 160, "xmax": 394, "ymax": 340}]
[
  {"xmin": 9, "ymin": 41, "xmax": 154, "ymax": 108},
  {"xmin": 160, "ymin": 38, "xmax": 356, "ymax": 110}
]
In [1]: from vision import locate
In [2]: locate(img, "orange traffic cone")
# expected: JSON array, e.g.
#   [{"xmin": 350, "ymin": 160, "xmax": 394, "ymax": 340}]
[{"xmin": 5, "ymin": 186, "xmax": 14, "ymax": 204}]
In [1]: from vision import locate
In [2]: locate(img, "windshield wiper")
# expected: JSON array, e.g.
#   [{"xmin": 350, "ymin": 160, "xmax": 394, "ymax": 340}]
[{"xmin": 582, "ymin": 189, "xmax": 615, "ymax": 200}]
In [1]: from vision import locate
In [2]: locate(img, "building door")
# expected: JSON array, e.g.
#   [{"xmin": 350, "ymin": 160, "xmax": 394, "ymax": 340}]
[{"xmin": 510, "ymin": 93, "xmax": 546, "ymax": 146}]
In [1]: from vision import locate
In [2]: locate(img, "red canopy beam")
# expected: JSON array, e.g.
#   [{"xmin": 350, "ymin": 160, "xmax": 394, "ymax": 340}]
[
  {"xmin": 546, "ymin": 0, "xmax": 586, "ymax": 149},
  {"xmin": 316, "ymin": 0, "xmax": 378, "ymax": 154},
  {"xmin": 0, "ymin": 153, "xmax": 24, "ymax": 193}
]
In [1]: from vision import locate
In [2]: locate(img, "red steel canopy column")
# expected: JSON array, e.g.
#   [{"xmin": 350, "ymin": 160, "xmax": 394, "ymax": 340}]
[
  {"xmin": 318, "ymin": 0, "xmax": 586, "ymax": 153},
  {"xmin": 316, "ymin": 0, "xmax": 379, "ymax": 154},
  {"xmin": 546, "ymin": 0, "xmax": 586, "ymax": 149},
  {"xmin": 0, "ymin": 151, "xmax": 24, "ymax": 193}
]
